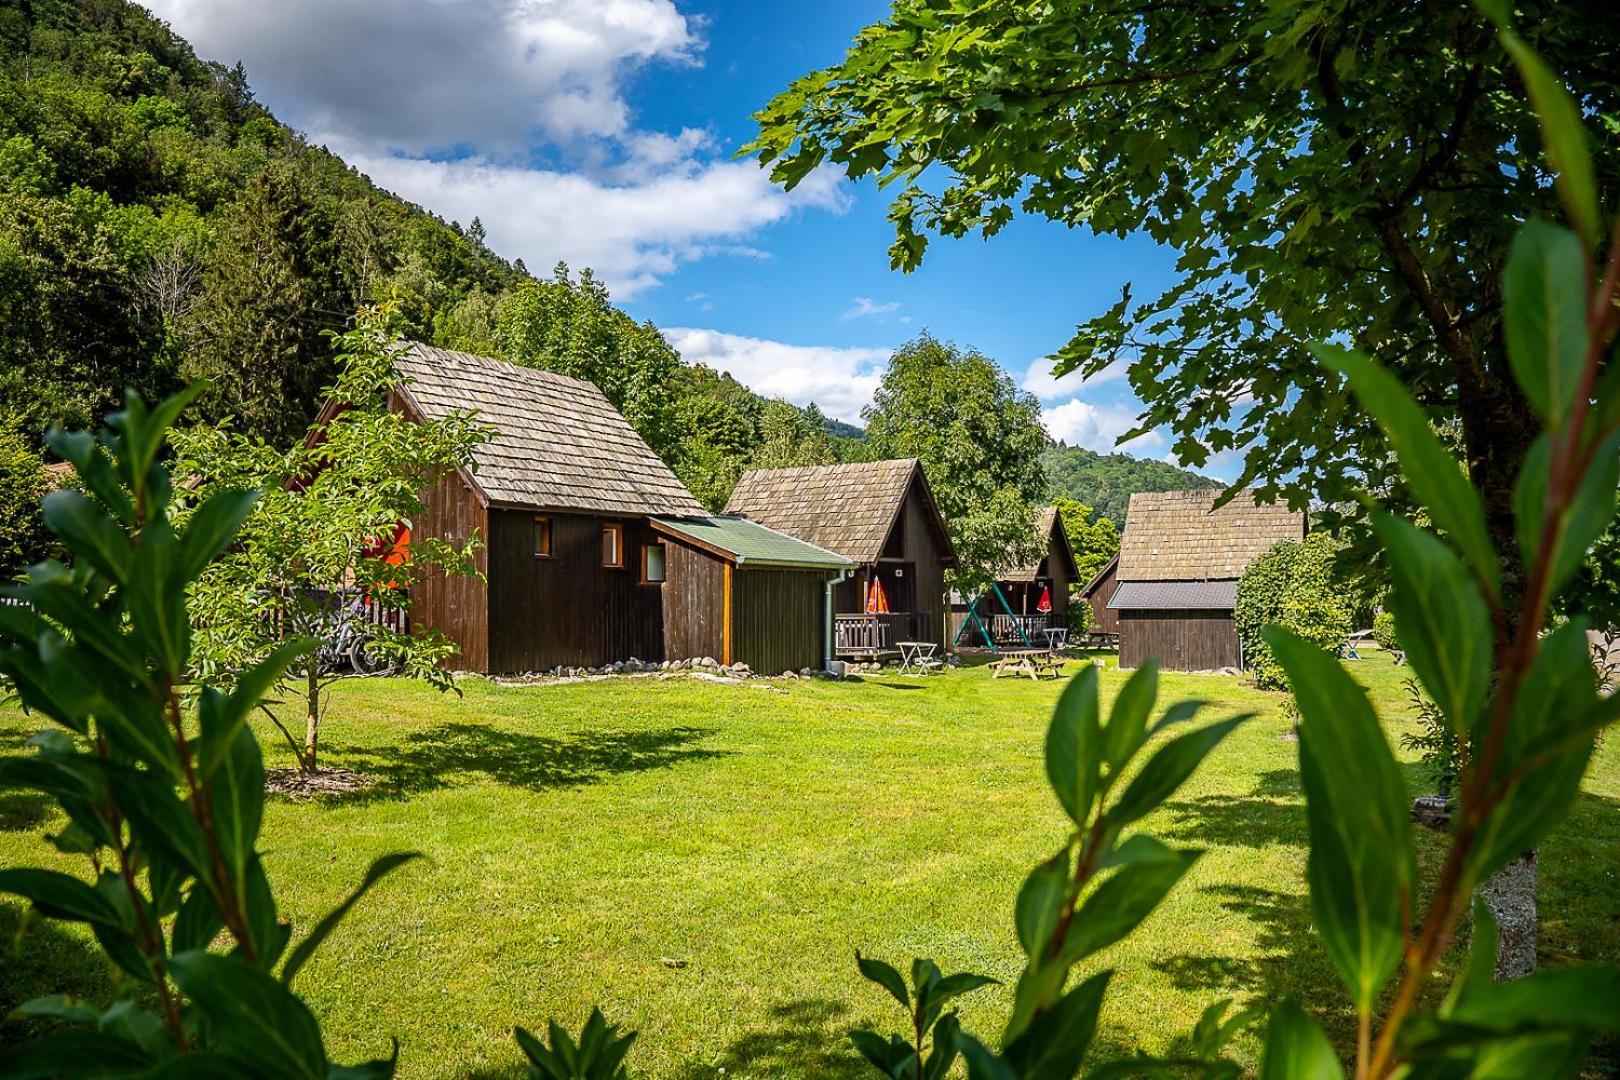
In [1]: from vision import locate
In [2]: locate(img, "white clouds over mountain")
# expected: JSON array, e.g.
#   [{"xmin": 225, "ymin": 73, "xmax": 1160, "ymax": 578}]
[{"xmin": 663, "ymin": 328, "xmax": 889, "ymax": 424}]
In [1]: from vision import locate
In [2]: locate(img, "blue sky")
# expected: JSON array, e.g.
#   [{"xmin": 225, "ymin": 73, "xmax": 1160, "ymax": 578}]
[{"xmin": 143, "ymin": 0, "xmax": 1218, "ymax": 475}]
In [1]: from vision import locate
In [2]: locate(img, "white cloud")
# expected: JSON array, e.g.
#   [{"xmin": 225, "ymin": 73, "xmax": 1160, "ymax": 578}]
[
  {"xmin": 329, "ymin": 139, "xmax": 850, "ymax": 296},
  {"xmin": 1020, "ymin": 356, "xmax": 1127, "ymax": 401},
  {"xmin": 1041, "ymin": 398, "xmax": 1162, "ymax": 454},
  {"xmin": 143, "ymin": 0, "xmax": 699, "ymax": 152},
  {"xmin": 841, "ymin": 296, "xmax": 901, "ymax": 322},
  {"xmin": 664, "ymin": 328, "xmax": 890, "ymax": 423}
]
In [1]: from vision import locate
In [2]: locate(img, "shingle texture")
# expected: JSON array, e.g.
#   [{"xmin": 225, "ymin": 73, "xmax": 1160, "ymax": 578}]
[
  {"xmin": 724, "ymin": 459, "xmax": 938, "ymax": 565},
  {"xmin": 1108, "ymin": 580, "xmax": 1238, "ymax": 611},
  {"xmin": 394, "ymin": 342, "xmax": 703, "ymax": 517},
  {"xmin": 652, "ymin": 516, "xmax": 853, "ymax": 571},
  {"xmin": 1117, "ymin": 490, "xmax": 1304, "ymax": 582}
]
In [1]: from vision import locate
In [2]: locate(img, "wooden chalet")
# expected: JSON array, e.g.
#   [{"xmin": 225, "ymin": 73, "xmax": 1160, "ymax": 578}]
[
  {"xmin": 387, "ymin": 344, "xmax": 848, "ymax": 674},
  {"xmin": 1078, "ymin": 554, "xmax": 1120, "ymax": 635},
  {"xmin": 1109, "ymin": 490, "xmax": 1304, "ymax": 670},
  {"xmin": 951, "ymin": 507, "xmax": 1078, "ymax": 648},
  {"xmin": 724, "ymin": 459, "xmax": 957, "ymax": 657}
]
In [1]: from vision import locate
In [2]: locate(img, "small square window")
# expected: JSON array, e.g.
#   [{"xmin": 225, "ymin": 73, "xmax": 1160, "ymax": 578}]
[
  {"xmin": 642, "ymin": 543, "xmax": 666, "ymax": 584},
  {"xmin": 533, "ymin": 517, "xmax": 552, "ymax": 557},
  {"xmin": 602, "ymin": 523, "xmax": 624, "ymax": 567}
]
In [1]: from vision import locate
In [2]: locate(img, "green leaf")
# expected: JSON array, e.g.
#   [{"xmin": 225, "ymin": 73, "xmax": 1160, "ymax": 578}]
[
  {"xmin": 1105, "ymin": 715, "xmax": 1250, "ymax": 832},
  {"xmin": 1503, "ymin": 220, "xmax": 1590, "ymax": 426},
  {"xmin": 1103, "ymin": 661, "xmax": 1157, "ymax": 770},
  {"xmin": 1470, "ymin": 621, "xmax": 1599, "ymax": 881},
  {"xmin": 1266, "ymin": 626, "xmax": 1413, "ymax": 1014},
  {"xmin": 1259, "ymin": 999, "xmax": 1343, "ymax": 1080},
  {"xmin": 850, "ymin": 1030, "xmax": 918, "ymax": 1078},
  {"xmin": 174, "ymin": 885, "xmax": 226, "ymax": 954},
  {"xmin": 1315, "ymin": 344, "xmax": 1500, "ymax": 597},
  {"xmin": 956, "ymin": 1034, "xmax": 1018, "ymax": 1080},
  {"xmin": 855, "ymin": 952, "xmax": 912, "ymax": 1013},
  {"xmin": 281, "ymin": 852, "xmax": 423, "ymax": 986},
  {"xmin": 0, "ymin": 1030, "xmax": 155, "ymax": 1077},
  {"xmin": 1014, "ymin": 849, "xmax": 1070, "ymax": 960},
  {"xmin": 1443, "ymin": 899, "xmax": 1500, "ymax": 1017},
  {"xmin": 209, "ymin": 726, "xmax": 265, "ymax": 898},
  {"xmin": 168, "ymin": 950, "xmax": 327, "ymax": 1079},
  {"xmin": 1002, "ymin": 970, "xmax": 1112, "ymax": 1080},
  {"xmin": 1371, "ymin": 512, "xmax": 1493, "ymax": 734},
  {"xmin": 8, "ymin": 994, "xmax": 101, "ymax": 1024},
  {"xmin": 1519, "ymin": 429, "xmax": 1620, "ymax": 600},
  {"xmin": 40, "ymin": 491, "xmax": 129, "ymax": 585},
  {"xmin": 197, "ymin": 639, "xmax": 313, "ymax": 779},
  {"xmin": 1057, "ymin": 845, "xmax": 1201, "ymax": 967},
  {"xmin": 1451, "ymin": 964, "xmax": 1620, "ymax": 1033},
  {"xmin": 179, "ymin": 489, "xmax": 260, "ymax": 583},
  {"xmin": 0, "ymin": 868, "xmax": 125, "ymax": 928},
  {"xmin": 1045, "ymin": 665, "xmax": 1102, "ymax": 825},
  {"xmin": 1500, "ymin": 32, "xmax": 1602, "ymax": 248},
  {"xmin": 922, "ymin": 1013, "xmax": 960, "ymax": 1080}
]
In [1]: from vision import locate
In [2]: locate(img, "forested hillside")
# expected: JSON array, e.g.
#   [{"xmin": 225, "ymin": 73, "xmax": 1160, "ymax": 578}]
[
  {"xmin": 0, "ymin": 0, "xmax": 842, "ymax": 510},
  {"xmin": 1042, "ymin": 442, "xmax": 1220, "ymax": 525}
]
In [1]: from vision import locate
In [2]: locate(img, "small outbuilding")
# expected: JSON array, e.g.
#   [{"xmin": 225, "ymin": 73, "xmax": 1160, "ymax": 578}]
[
  {"xmin": 1111, "ymin": 490, "xmax": 1304, "ymax": 670},
  {"xmin": 651, "ymin": 515, "xmax": 853, "ymax": 673},
  {"xmin": 1077, "ymin": 554, "xmax": 1120, "ymax": 636},
  {"xmin": 725, "ymin": 459, "xmax": 956, "ymax": 657}
]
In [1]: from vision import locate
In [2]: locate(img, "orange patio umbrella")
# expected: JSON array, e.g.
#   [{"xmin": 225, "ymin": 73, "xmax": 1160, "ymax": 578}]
[{"xmin": 866, "ymin": 576, "xmax": 891, "ymax": 614}]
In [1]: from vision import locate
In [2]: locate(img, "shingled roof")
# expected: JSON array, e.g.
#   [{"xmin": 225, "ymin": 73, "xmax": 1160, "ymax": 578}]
[
  {"xmin": 393, "ymin": 342, "xmax": 703, "ymax": 517},
  {"xmin": 723, "ymin": 458, "xmax": 955, "ymax": 566},
  {"xmin": 1117, "ymin": 490, "xmax": 1304, "ymax": 582},
  {"xmin": 1003, "ymin": 506, "xmax": 1079, "ymax": 583}
]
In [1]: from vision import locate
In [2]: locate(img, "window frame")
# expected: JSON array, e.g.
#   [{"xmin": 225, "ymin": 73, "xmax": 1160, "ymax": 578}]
[
  {"xmin": 640, "ymin": 542, "xmax": 666, "ymax": 585},
  {"xmin": 532, "ymin": 515, "xmax": 553, "ymax": 559},
  {"xmin": 601, "ymin": 522, "xmax": 625, "ymax": 568}
]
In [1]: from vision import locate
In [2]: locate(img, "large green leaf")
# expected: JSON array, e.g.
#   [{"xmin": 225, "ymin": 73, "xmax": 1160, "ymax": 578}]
[
  {"xmin": 179, "ymin": 489, "xmax": 260, "ymax": 583},
  {"xmin": 1013, "ymin": 849, "xmax": 1069, "ymax": 960},
  {"xmin": 1102, "ymin": 661, "xmax": 1157, "ymax": 771},
  {"xmin": 1056, "ymin": 845, "xmax": 1201, "ymax": 968},
  {"xmin": 1315, "ymin": 345, "xmax": 1500, "ymax": 597},
  {"xmin": 0, "ymin": 868, "xmax": 125, "ymax": 929},
  {"xmin": 1001, "ymin": 970, "xmax": 1111, "ymax": 1080},
  {"xmin": 209, "ymin": 726, "xmax": 266, "ymax": 894},
  {"xmin": 1502, "ymin": 220, "xmax": 1590, "ymax": 426},
  {"xmin": 168, "ymin": 951, "xmax": 327, "ymax": 1079},
  {"xmin": 40, "ymin": 491, "xmax": 129, "ymax": 586},
  {"xmin": 198, "ymin": 640, "xmax": 313, "ymax": 779},
  {"xmin": 1470, "ymin": 621, "xmax": 1599, "ymax": 881},
  {"xmin": 1499, "ymin": 32, "xmax": 1602, "ymax": 248},
  {"xmin": 1515, "ymin": 430, "xmax": 1620, "ymax": 602},
  {"xmin": 1259, "ymin": 998, "xmax": 1343, "ymax": 1080},
  {"xmin": 1266, "ymin": 627, "xmax": 1413, "ymax": 1014},
  {"xmin": 1104, "ymin": 715, "xmax": 1250, "ymax": 832},
  {"xmin": 1371, "ymin": 512, "xmax": 1492, "ymax": 735},
  {"xmin": 855, "ymin": 952, "xmax": 912, "ymax": 1013},
  {"xmin": 281, "ymin": 852, "xmax": 423, "ymax": 986},
  {"xmin": 1044, "ymin": 665, "xmax": 1102, "ymax": 826}
]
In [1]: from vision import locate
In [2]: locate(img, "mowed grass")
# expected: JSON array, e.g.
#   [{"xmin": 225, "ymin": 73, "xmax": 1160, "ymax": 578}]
[{"xmin": 1, "ymin": 652, "xmax": 1617, "ymax": 1077}]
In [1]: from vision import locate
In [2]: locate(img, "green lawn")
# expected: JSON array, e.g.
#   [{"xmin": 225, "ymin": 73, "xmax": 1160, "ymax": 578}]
[{"xmin": 2, "ymin": 653, "xmax": 1617, "ymax": 1077}]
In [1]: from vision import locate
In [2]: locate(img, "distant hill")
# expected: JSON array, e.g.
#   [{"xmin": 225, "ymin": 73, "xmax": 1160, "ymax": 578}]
[
  {"xmin": 1043, "ymin": 443, "xmax": 1222, "ymax": 525},
  {"xmin": 824, "ymin": 417, "xmax": 864, "ymax": 440}
]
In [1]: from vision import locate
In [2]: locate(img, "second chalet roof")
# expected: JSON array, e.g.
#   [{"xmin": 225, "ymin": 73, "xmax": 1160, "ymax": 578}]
[
  {"xmin": 394, "ymin": 342, "xmax": 704, "ymax": 517},
  {"xmin": 724, "ymin": 458, "xmax": 955, "ymax": 566},
  {"xmin": 1004, "ymin": 506, "xmax": 1078, "ymax": 583},
  {"xmin": 1118, "ymin": 489, "xmax": 1304, "ymax": 581},
  {"xmin": 651, "ymin": 516, "xmax": 854, "ymax": 571}
]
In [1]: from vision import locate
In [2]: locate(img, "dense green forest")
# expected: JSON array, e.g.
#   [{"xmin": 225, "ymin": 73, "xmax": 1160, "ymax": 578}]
[
  {"xmin": 0, "ymin": 0, "xmax": 844, "ymax": 508},
  {"xmin": 1042, "ymin": 443, "xmax": 1220, "ymax": 525}
]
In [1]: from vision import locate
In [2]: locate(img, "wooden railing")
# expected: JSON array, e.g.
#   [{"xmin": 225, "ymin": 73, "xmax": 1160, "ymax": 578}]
[
  {"xmin": 989, "ymin": 613, "xmax": 1049, "ymax": 646},
  {"xmin": 834, "ymin": 612, "xmax": 935, "ymax": 655}
]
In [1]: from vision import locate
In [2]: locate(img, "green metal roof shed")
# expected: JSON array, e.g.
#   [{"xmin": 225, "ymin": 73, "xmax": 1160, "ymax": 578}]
[{"xmin": 650, "ymin": 516, "xmax": 853, "ymax": 571}]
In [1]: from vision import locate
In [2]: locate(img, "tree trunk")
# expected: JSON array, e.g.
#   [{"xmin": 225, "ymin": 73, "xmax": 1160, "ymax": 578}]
[
  {"xmin": 1456, "ymin": 363, "xmax": 1540, "ymax": 980},
  {"xmin": 303, "ymin": 657, "xmax": 319, "ymax": 773}
]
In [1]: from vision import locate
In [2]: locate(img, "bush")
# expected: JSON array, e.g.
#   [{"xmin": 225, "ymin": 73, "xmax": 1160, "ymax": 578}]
[
  {"xmin": 1372, "ymin": 610, "xmax": 1399, "ymax": 652},
  {"xmin": 1234, "ymin": 533, "xmax": 1353, "ymax": 689},
  {"xmin": 0, "ymin": 423, "xmax": 49, "ymax": 580}
]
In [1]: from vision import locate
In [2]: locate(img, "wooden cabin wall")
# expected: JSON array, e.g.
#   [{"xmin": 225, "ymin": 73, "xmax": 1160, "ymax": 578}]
[
  {"xmin": 1045, "ymin": 535, "xmax": 1071, "ymax": 623},
  {"xmin": 411, "ymin": 469, "xmax": 490, "ymax": 671},
  {"xmin": 1118, "ymin": 610, "xmax": 1239, "ymax": 670},
  {"xmin": 1084, "ymin": 561, "xmax": 1120, "ymax": 634},
  {"xmin": 662, "ymin": 537, "xmax": 726, "ymax": 664},
  {"xmin": 876, "ymin": 477, "xmax": 950, "ymax": 646},
  {"xmin": 732, "ymin": 569, "xmax": 826, "ymax": 673},
  {"xmin": 485, "ymin": 510, "xmax": 664, "ymax": 672}
]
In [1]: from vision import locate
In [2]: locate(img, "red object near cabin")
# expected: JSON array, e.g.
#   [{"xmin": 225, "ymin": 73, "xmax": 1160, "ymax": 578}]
[
  {"xmin": 1036, "ymin": 585, "xmax": 1052, "ymax": 614},
  {"xmin": 866, "ymin": 577, "xmax": 890, "ymax": 614}
]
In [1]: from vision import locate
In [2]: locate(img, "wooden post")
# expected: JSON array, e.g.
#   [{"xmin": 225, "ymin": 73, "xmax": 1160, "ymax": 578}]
[{"xmin": 722, "ymin": 562, "xmax": 733, "ymax": 666}]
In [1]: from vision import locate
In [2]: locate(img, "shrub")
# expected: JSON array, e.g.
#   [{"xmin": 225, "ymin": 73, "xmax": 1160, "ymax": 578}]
[
  {"xmin": 1372, "ymin": 610, "xmax": 1399, "ymax": 652},
  {"xmin": 0, "ymin": 423, "xmax": 49, "ymax": 580},
  {"xmin": 1233, "ymin": 532, "xmax": 1352, "ymax": 689}
]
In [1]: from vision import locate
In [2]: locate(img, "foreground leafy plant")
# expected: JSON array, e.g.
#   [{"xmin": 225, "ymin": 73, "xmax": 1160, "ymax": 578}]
[
  {"xmin": 0, "ymin": 388, "xmax": 416, "ymax": 1075},
  {"xmin": 515, "ymin": 1009, "xmax": 637, "ymax": 1080},
  {"xmin": 851, "ymin": 954, "xmax": 996, "ymax": 1078}
]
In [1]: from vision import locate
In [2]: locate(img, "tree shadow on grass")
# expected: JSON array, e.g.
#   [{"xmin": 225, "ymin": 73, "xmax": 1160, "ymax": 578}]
[
  {"xmin": 0, "ymin": 902, "xmax": 120, "ymax": 1044},
  {"xmin": 317, "ymin": 723, "xmax": 727, "ymax": 803},
  {"xmin": 675, "ymin": 998, "xmax": 867, "ymax": 1079},
  {"xmin": 1161, "ymin": 768, "xmax": 1305, "ymax": 850}
]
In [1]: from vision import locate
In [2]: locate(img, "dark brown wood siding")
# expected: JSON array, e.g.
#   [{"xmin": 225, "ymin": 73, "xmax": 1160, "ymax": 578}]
[
  {"xmin": 1083, "ymin": 560, "xmax": 1121, "ymax": 634},
  {"xmin": 485, "ymin": 510, "xmax": 664, "ymax": 672},
  {"xmin": 732, "ymin": 569, "xmax": 826, "ymax": 673},
  {"xmin": 661, "ymin": 536, "xmax": 726, "ymax": 664},
  {"xmin": 1118, "ymin": 610, "xmax": 1239, "ymax": 670},
  {"xmin": 410, "ymin": 469, "xmax": 490, "ymax": 672}
]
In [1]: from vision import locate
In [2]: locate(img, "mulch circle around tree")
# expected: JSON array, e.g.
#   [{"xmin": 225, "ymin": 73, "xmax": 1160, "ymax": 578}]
[{"xmin": 265, "ymin": 767, "xmax": 374, "ymax": 800}]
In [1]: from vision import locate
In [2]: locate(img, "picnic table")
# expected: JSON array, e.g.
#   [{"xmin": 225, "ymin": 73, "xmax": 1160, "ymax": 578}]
[
  {"xmin": 991, "ymin": 649, "xmax": 1066, "ymax": 681},
  {"xmin": 1041, "ymin": 626, "xmax": 1069, "ymax": 651},
  {"xmin": 897, "ymin": 640, "xmax": 943, "ymax": 675}
]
